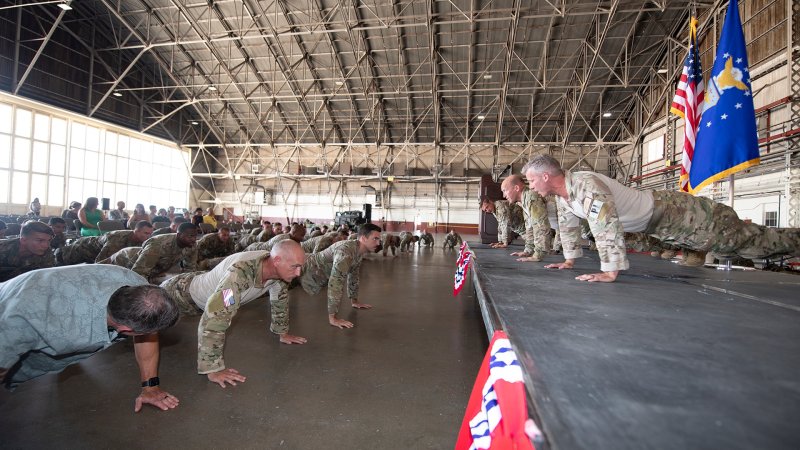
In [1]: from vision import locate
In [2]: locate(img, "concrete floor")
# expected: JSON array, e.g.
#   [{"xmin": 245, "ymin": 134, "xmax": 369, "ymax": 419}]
[{"xmin": 0, "ymin": 240, "xmax": 487, "ymax": 449}]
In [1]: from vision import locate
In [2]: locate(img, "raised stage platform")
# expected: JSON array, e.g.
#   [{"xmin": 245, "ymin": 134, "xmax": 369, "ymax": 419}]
[{"xmin": 469, "ymin": 242, "xmax": 800, "ymax": 450}]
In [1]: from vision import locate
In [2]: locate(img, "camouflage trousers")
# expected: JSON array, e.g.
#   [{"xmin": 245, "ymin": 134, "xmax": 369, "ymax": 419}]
[
  {"xmin": 647, "ymin": 190, "xmax": 800, "ymax": 259},
  {"xmin": 55, "ymin": 244, "xmax": 99, "ymax": 265},
  {"xmin": 160, "ymin": 272, "xmax": 204, "ymax": 316}
]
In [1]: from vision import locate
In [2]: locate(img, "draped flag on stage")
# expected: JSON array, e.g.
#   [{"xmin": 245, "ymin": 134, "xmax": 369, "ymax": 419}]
[
  {"xmin": 670, "ymin": 16, "xmax": 704, "ymax": 193},
  {"xmin": 689, "ymin": 0, "xmax": 760, "ymax": 194},
  {"xmin": 453, "ymin": 242, "xmax": 473, "ymax": 296},
  {"xmin": 455, "ymin": 330, "xmax": 536, "ymax": 450}
]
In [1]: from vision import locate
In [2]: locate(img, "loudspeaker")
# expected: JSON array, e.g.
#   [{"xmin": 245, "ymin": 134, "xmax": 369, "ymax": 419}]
[
  {"xmin": 101, "ymin": 198, "xmax": 111, "ymax": 211},
  {"xmin": 363, "ymin": 203, "xmax": 372, "ymax": 223}
]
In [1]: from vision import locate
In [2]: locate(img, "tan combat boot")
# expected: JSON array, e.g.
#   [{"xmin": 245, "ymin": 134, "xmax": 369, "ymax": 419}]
[
  {"xmin": 660, "ymin": 249, "xmax": 677, "ymax": 259},
  {"xmin": 680, "ymin": 250, "xmax": 707, "ymax": 267}
]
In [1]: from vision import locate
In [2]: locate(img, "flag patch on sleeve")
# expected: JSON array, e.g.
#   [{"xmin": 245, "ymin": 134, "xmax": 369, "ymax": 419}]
[{"xmin": 222, "ymin": 288, "xmax": 235, "ymax": 308}]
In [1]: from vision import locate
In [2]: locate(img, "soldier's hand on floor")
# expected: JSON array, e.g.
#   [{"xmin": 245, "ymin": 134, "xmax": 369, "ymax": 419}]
[
  {"xmin": 544, "ymin": 260, "xmax": 574, "ymax": 270},
  {"xmin": 135, "ymin": 386, "xmax": 179, "ymax": 412},
  {"xmin": 279, "ymin": 333, "xmax": 308, "ymax": 345},
  {"xmin": 329, "ymin": 316, "xmax": 354, "ymax": 329},
  {"xmin": 575, "ymin": 271, "xmax": 618, "ymax": 283},
  {"xmin": 352, "ymin": 302, "xmax": 372, "ymax": 309},
  {"xmin": 510, "ymin": 251, "xmax": 530, "ymax": 257},
  {"xmin": 207, "ymin": 368, "xmax": 247, "ymax": 388},
  {"xmin": 516, "ymin": 256, "xmax": 542, "ymax": 262}
]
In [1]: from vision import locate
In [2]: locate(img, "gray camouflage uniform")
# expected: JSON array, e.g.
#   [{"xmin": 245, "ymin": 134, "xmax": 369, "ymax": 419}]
[
  {"xmin": 418, "ymin": 232, "xmax": 435, "ymax": 247},
  {"xmin": 399, "ymin": 231, "xmax": 415, "ymax": 252},
  {"xmin": 98, "ymin": 233, "xmax": 197, "ymax": 281},
  {"xmin": 0, "ymin": 238, "xmax": 55, "ymax": 282},
  {"xmin": 381, "ymin": 233, "xmax": 400, "ymax": 256},
  {"xmin": 517, "ymin": 188, "xmax": 552, "ymax": 259},
  {"xmin": 196, "ymin": 232, "xmax": 235, "ymax": 269},
  {"xmin": 245, "ymin": 233, "xmax": 292, "ymax": 252},
  {"xmin": 442, "ymin": 232, "xmax": 463, "ymax": 250},
  {"xmin": 55, "ymin": 230, "xmax": 143, "ymax": 265},
  {"xmin": 493, "ymin": 200, "xmax": 527, "ymax": 245},
  {"xmin": 301, "ymin": 234, "xmax": 337, "ymax": 253},
  {"xmin": 256, "ymin": 227, "xmax": 275, "ymax": 242},
  {"xmin": 299, "ymin": 240, "xmax": 363, "ymax": 316}
]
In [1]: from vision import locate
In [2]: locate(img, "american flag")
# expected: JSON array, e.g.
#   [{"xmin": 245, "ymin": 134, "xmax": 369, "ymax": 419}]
[
  {"xmin": 453, "ymin": 242, "xmax": 473, "ymax": 296},
  {"xmin": 670, "ymin": 17, "xmax": 704, "ymax": 193}
]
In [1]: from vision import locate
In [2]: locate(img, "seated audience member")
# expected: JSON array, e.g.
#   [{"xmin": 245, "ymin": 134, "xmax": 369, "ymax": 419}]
[
  {"xmin": 203, "ymin": 207, "xmax": 218, "ymax": 231},
  {"xmin": 128, "ymin": 204, "xmax": 150, "ymax": 229},
  {"xmin": 152, "ymin": 217, "xmax": 188, "ymax": 237},
  {"xmin": 109, "ymin": 201, "xmax": 130, "ymax": 222},
  {"xmin": 56, "ymin": 221, "xmax": 154, "ymax": 265},
  {"xmin": 0, "ymin": 265, "xmax": 180, "ymax": 412},
  {"xmin": 48, "ymin": 217, "xmax": 67, "ymax": 250},
  {"xmin": 62, "ymin": 201, "xmax": 81, "ymax": 231},
  {"xmin": 28, "ymin": 198, "xmax": 42, "ymax": 217},
  {"xmin": 192, "ymin": 208, "xmax": 204, "ymax": 226},
  {"xmin": 196, "ymin": 225, "xmax": 235, "ymax": 269},
  {"xmin": 148, "ymin": 205, "xmax": 158, "ymax": 221},
  {"xmin": 151, "ymin": 209, "xmax": 171, "ymax": 224},
  {"xmin": 0, "ymin": 221, "xmax": 55, "ymax": 282},
  {"xmin": 78, "ymin": 197, "xmax": 106, "ymax": 237},
  {"xmin": 99, "ymin": 223, "xmax": 198, "ymax": 282},
  {"xmin": 159, "ymin": 241, "xmax": 306, "ymax": 388}
]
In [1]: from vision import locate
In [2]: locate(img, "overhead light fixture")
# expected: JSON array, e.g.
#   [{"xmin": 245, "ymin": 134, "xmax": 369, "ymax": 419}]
[
  {"xmin": 57, "ymin": 1, "xmax": 72, "ymax": 11},
  {"xmin": 657, "ymin": 69, "xmax": 668, "ymax": 74},
  {"xmin": 112, "ymin": 91, "xmax": 122, "ymax": 97},
  {"xmin": 477, "ymin": 115, "xmax": 486, "ymax": 120},
  {"xmin": 483, "ymin": 75, "xmax": 492, "ymax": 80},
  {"xmin": 603, "ymin": 112, "xmax": 612, "ymax": 118},
  {"xmin": 335, "ymin": 81, "xmax": 344, "ymax": 86},
  {"xmin": 191, "ymin": 121, "xmax": 199, "ymax": 125},
  {"xmin": 267, "ymin": 119, "xmax": 274, "ymax": 123},
  {"xmin": 208, "ymin": 86, "xmax": 217, "ymax": 91}
]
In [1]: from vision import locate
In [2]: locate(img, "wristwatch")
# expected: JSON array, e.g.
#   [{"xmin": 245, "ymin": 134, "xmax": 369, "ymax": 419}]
[{"xmin": 141, "ymin": 376, "xmax": 160, "ymax": 388}]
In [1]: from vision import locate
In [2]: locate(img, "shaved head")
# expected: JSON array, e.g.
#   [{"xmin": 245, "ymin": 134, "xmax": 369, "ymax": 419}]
[
  {"xmin": 270, "ymin": 239, "xmax": 306, "ymax": 282},
  {"xmin": 500, "ymin": 174, "xmax": 526, "ymax": 202},
  {"xmin": 271, "ymin": 239, "xmax": 304, "ymax": 260}
]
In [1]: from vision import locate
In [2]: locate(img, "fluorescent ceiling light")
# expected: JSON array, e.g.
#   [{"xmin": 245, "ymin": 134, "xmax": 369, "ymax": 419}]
[
  {"xmin": 267, "ymin": 119, "xmax": 274, "ymax": 123},
  {"xmin": 603, "ymin": 112, "xmax": 612, "ymax": 118},
  {"xmin": 657, "ymin": 69, "xmax": 668, "ymax": 74},
  {"xmin": 483, "ymin": 75, "xmax": 492, "ymax": 80},
  {"xmin": 477, "ymin": 115, "xmax": 486, "ymax": 120},
  {"xmin": 191, "ymin": 121, "xmax": 199, "ymax": 125},
  {"xmin": 208, "ymin": 86, "xmax": 217, "ymax": 91},
  {"xmin": 57, "ymin": 2, "xmax": 72, "ymax": 11},
  {"xmin": 335, "ymin": 81, "xmax": 344, "ymax": 86},
  {"xmin": 112, "ymin": 91, "xmax": 122, "ymax": 97}
]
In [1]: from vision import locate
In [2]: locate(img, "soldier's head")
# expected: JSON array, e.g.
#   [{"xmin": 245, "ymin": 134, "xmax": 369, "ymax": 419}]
[
  {"xmin": 288, "ymin": 224, "xmax": 306, "ymax": 242},
  {"xmin": 412, "ymin": 236, "xmax": 420, "ymax": 243},
  {"xmin": 217, "ymin": 225, "xmax": 231, "ymax": 242},
  {"xmin": 333, "ymin": 229, "xmax": 349, "ymax": 242},
  {"xmin": 116, "ymin": 201, "xmax": 126, "ymax": 210},
  {"xmin": 269, "ymin": 239, "xmax": 305, "ymax": 282},
  {"xmin": 501, "ymin": 175, "xmax": 526, "ymax": 202},
  {"xmin": 176, "ymin": 222, "xmax": 199, "ymax": 247},
  {"xmin": 322, "ymin": 225, "xmax": 329, "ymax": 233},
  {"xmin": 133, "ymin": 221, "xmax": 154, "ymax": 243},
  {"xmin": 262, "ymin": 220, "xmax": 271, "ymax": 227},
  {"xmin": 356, "ymin": 223, "xmax": 383, "ymax": 253},
  {"xmin": 273, "ymin": 223, "xmax": 283, "ymax": 233},
  {"xmin": 523, "ymin": 154, "xmax": 565, "ymax": 197},
  {"xmin": 20, "ymin": 221, "xmax": 54, "ymax": 256},
  {"xmin": 107, "ymin": 285, "xmax": 179, "ymax": 335},
  {"xmin": 479, "ymin": 197, "xmax": 497, "ymax": 214},
  {"xmin": 48, "ymin": 217, "xmax": 66, "ymax": 235},
  {"xmin": 170, "ymin": 216, "xmax": 188, "ymax": 232}
]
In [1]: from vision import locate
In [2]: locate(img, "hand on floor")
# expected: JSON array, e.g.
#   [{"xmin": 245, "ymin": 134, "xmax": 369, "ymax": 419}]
[
  {"xmin": 135, "ymin": 387, "xmax": 179, "ymax": 412},
  {"xmin": 207, "ymin": 368, "xmax": 247, "ymax": 388},
  {"xmin": 329, "ymin": 317, "xmax": 354, "ymax": 329},
  {"xmin": 279, "ymin": 333, "xmax": 308, "ymax": 344}
]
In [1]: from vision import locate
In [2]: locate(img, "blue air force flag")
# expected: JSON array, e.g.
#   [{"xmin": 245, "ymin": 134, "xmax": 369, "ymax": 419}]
[{"xmin": 689, "ymin": 0, "xmax": 759, "ymax": 194}]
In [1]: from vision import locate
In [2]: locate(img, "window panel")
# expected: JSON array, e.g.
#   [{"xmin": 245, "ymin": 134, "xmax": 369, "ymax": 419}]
[
  {"xmin": 86, "ymin": 126, "xmax": 101, "ymax": 151},
  {"xmin": 51, "ymin": 118, "xmax": 67, "ymax": 145},
  {"xmin": 71, "ymin": 123, "xmax": 85, "ymax": 148},
  {"xmin": 31, "ymin": 141, "xmax": 48, "ymax": 173},
  {"xmin": 105, "ymin": 131, "xmax": 118, "ymax": 155},
  {"xmin": 84, "ymin": 151, "xmax": 99, "ymax": 179},
  {"xmin": 11, "ymin": 171, "xmax": 29, "ymax": 204},
  {"xmin": 67, "ymin": 178, "xmax": 83, "ymax": 204},
  {"xmin": 0, "ymin": 104, "xmax": 11, "ymax": 134},
  {"xmin": 47, "ymin": 176, "xmax": 64, "ymax": 207},
  {"xmin": 140, "ymin": 141, "xmax": 153, "ymax": 162},
  {"xmin": 31, "ymin": 174, "xmax": 47, "ymax": 205},
  {"xmin": 0, "ymin": 134, "xmax": 10, "ymax": 168},
  {"xmin": 104, "ymin": 155, "xmax": 117, "ymax": 181},
  {"xmin": 101, "ymin": 181, "xmax": 115, "ymax": 202},
  {"xmin": 14, "ymin": 109, "xmax": 32, "ymax": 137},
  {"xmin": 83, "ymin": 180, "xmax": 97, "ymax": 199},
  {"xmin": 0, "ymin": 169, "xmax": 8, "ymax": 203},
  {"xmin": 129, "ymin": 138, "xmax": 140, "ymax": 160},
  {"xmin": 13, "ymin": 137, "xmax": 30, "ymax": 170},
  {"xmin": 115, "ymin": 184, "xmax": 127, "ymax": 205},
  {"xmin": 69, "ymin": 148, "xmax": 84, "ymax": 178},
  {"xmin": 34, "ymin": 114, "xmax": 50, "ymax": 141},
  {"xmin": 49, "ymin": 144, "xmax": 65, "ymax": 175},
  {"xmin": 116, "ymin": 157, "xmax": 128, "ymax": 184},
  {"xmin": 117, "ymin": 135, "xmax": 129, "ymax": 158}
]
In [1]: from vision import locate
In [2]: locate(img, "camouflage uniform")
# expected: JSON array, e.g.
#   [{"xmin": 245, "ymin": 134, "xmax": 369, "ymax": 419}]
[
  {"xmin": 517, "ymin": 188, "xmax": 552, "ymax": 259},
  {"xmin": 442, "ymin": 232, "xmax": 463, "ymax": 250},
  {"xmin": 301, "ymin": 234, "xmax": 337, "ymax": 253},
  {"xmin": 0, "ymin": 238, "xmax": 55, "ymax": 282},
  {"xmin": 236, "ymin": 233, "xmax": 259, "ymax": 252},
  {"xmin": 96, "ymin": 230, "xmax": 147, "ymax": 262},
  {"xmin": 196, "ymin": 232, "xmax": 235, "ymax": 270},
  {"xmin": 150, "ymin": 227, "xmax": 174, "ymax": 237},
  {"xmin": 57, "ymin": 230, "xmax": 144, "ymax": 265},
  {"xmin": 299, "ymin": 240, "xmax": 363, "ymax": 316},
  {"xmin": 50, "ymin": 233, "xmax": 67, "ymax": 251},
  {"xmin": 99, "ymin": 233, "xmax": 197, "ymax": 281},
  {"xmin": 191, "ymin": 253, "xmax": 290, "ymax": 374},
  {"xmin": 398, "ymin": 231, "xmax": 415, "ymax": 252},
  {"xmin": 381, "ymin": 233, "xmax": 399, "ymax": 256},
  {"xmin": 307, "ymin": 230, "xmax": 323, "ymax": 239},
  {"xmin": 493, "ymin": 200, "xmax": 527, "ymax": 245},
  {"xmin": 256, "ymin": 227, "xmax": 274, "ymax": 243},
  {"xmin": 245, "ymin": 233, "xmax": 292, "ymax": 253},
  {"xmin": 418, "ymin": 232, "xmax": 435, "ymax": 247}
]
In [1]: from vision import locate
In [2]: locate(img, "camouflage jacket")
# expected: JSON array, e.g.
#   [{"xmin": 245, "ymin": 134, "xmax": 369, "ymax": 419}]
[
  {"xmin": 236, "ymin": 234, "xmax": 258, "ymax": 252},
  {"xmin": 493, "ymin": 200, "xmax": 526, "ymax": 244},
  {"xmin": 299, "ymin": 240, "xmax": 363, "ymax": 315},
  {"xmin": 301, "ymin": 234, "xmax": 336, "ymax": 253},
  {"xmin": 95, "ymin": 230, "xmax": 145, "ymax": 262},
  {"xmin": 131, "ymin": 234, "xmax": 198, "ymax": 280},
  {"xmin": 0, "ymin": 238, "xmax": 55, "ymax": 282},
  {"xmin": 57, "ymin": 235, "xmax": 104, "ymax": 265},
  {"xmin": 556, "ymin": 171, "xmax": 632, "ymax": 272},
  {"xmin": 442, "ymin": 232, "xmax": 463, "ymax": 248},
  {"xmin": 196, "ymin": 254, "xmax": 288, "ymax": 374},
  {"xmin": 517, "ymin": 188, "xmax": 551, "ymax": 257},
  {"xmin": 256, "ymin": 227, "xmax": 274, "ymax": 242},
  {"xmin": 381, "ymin": 232, "xmax": 399, "ymax": 255},
  {"xmin": 196, "ymin": 233, "xmax": 235, "ymax": 262},
  {"xmin": 419, "ymin": 232, "xmax": 434, "ymax": 246},
  {"xmin": 50, "ymin": 233, "xmax": 67, "ymax": 251},
  {"xmin": 245, "ymin": 233, "xmax": 292, "ymax": 252},
  {"xmin": 398, "ymin": 231, "xmax": 414, "ymax": 251}
]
